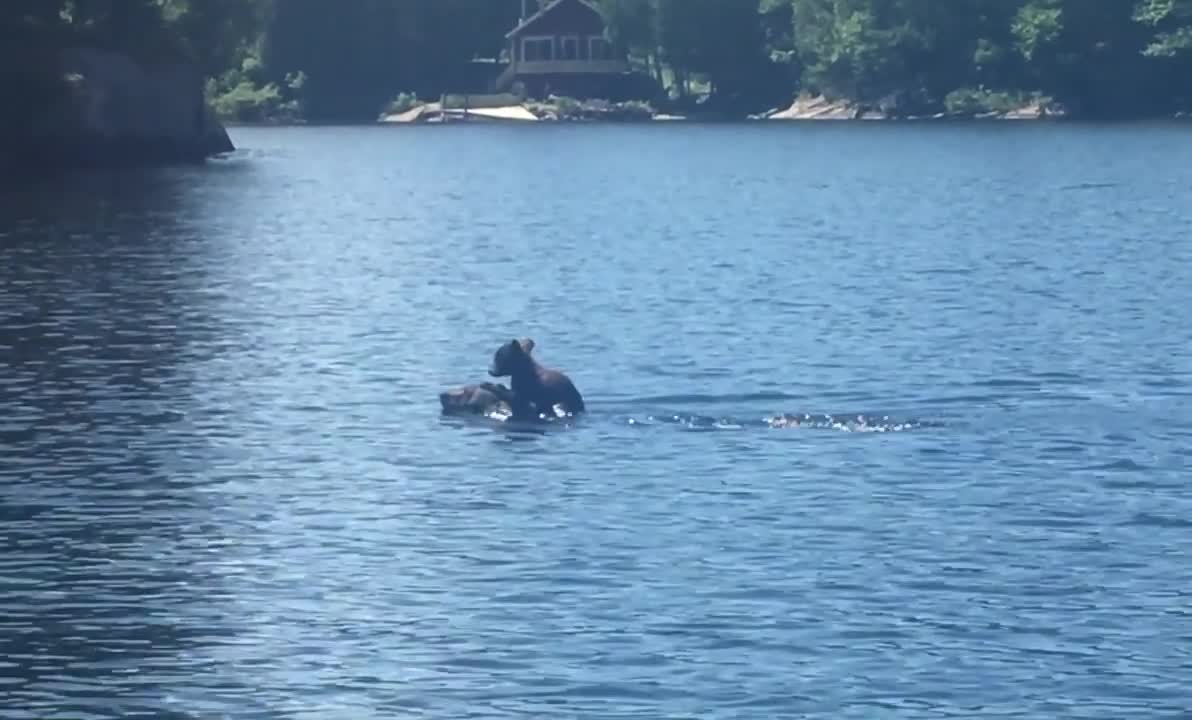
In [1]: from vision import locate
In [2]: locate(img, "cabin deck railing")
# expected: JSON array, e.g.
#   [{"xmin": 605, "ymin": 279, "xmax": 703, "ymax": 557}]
[
  {"xmin": 511, "ymin": 59, "xmax": 629, "ymax": 75},
  {"xmin": 494, "ymin": 59, "xmax": 629, "ymax": 91}
]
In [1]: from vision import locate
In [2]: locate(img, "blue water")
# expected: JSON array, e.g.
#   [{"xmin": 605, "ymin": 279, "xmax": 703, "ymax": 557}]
[{"xmin": 2, "ymin": 122, "xmax": 1192, "ymax": 718}]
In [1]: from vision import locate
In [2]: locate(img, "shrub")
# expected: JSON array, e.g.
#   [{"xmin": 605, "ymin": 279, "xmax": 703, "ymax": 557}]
[
  {"xmin": 943, "ymin": 87, "xmax": 1056, "ymax": 116},
  {"xmin": 550, "ymin": 95, "xmax": 583, "ymax": 119},
  {"xmin": 205, "ymin": 56, "xmax": 305, "ymax": 123},
  {"xmin": 382, "ymin": 91, "xmax": 420, "ymax": 116}
]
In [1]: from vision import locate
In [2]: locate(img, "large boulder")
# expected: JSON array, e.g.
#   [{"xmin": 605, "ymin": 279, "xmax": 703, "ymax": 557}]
[{"xmin": 18, "ymin": 46, "xmax": 233, "ymax": 171}]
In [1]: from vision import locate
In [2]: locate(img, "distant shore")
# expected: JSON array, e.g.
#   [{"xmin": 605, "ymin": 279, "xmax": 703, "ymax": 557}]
[
  {"xmin": 363, "ymin": 93, "xmax": 1192, "ymax": 126},
  {"xmin": 218, "ymin": 93, "xmax": 1192, "ymax": 130}
]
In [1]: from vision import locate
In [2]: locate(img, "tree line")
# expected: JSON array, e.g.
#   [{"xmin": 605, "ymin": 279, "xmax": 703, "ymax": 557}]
[
  {"xmin": 5, "ymin": 0, "xmax": 1192, "ymax": 124},
  {"xmin": 607, "ymin": 0, "xmax": 1192, "ymax": 117}
]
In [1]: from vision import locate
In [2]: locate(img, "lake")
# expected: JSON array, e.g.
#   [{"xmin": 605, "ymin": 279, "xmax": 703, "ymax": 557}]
[{"xmin": 2, "ymin": 122, "xmax": 1191, "ymax": 718}]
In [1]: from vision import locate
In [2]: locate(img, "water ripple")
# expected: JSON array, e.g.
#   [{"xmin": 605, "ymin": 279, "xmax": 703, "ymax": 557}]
[{"xmin": 2, "ymin": 124, "xmax": 1192, "ymax": 719}]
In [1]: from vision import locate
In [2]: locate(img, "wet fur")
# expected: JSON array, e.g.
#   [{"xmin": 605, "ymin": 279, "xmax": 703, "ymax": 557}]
[
  {"xmin": 438, "ymin": 381, "xmax": 518, "ymax": 417},
  {"xmin": 488, "ymin": 338, "xmax": 585, "ymax": 420},
  {"xmin": 439, "ymin": 339, "xmax": 538, "ymax": 418}
]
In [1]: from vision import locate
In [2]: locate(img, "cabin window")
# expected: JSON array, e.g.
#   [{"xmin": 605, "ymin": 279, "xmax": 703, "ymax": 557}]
[
  {"xmin": 522, "ymin": 36, "xmax": 554, "ymax": 62},
  {"xmin": 559, "ymin": 35, "xmax": 580, "ymax": 61},
  {"xmin": 589, "ymin": 36, "xmax": 612, "ymax": 61}
]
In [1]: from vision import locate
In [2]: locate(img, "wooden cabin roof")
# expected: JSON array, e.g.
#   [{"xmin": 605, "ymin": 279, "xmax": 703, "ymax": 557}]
[{"xmin": 505, "ymin": 0, "xmax": 607, "ymax": 39}]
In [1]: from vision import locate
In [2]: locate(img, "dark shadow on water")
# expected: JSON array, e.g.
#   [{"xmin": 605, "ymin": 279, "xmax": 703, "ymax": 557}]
[
  {"xmin": 1058, "ymin": 181, "xmax": 1119, "ymax": 191},
  {"xmin": 437, "ymin": 412, "xmax": 580, "ymax": 440},
  {"xmin": 0, "ymin": 165, "xmax": 264, "ymax": 717}
]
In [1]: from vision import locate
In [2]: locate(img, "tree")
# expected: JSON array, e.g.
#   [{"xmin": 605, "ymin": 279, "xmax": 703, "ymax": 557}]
[
  {"xmin": 787, "ymin": 0, "xmax": 913, "ymax": 105},
  {"xmin": 161, "ymin": 0, "xmax": 272, "ymax": 79},
  {"xmin": 598, "ymin": 0, "xmax": 661, "ymax": 81},
  {"xmin": 1134, "ymin": 0, "xmax": 1192, "ymax": 109},
  {"xmin": 1013, "ymin": 0, "xmax": 1157, "ymax": 117},
  {"xmin": 1135, "ymin": 0, "xmax": 1192, "ymax": 56}
]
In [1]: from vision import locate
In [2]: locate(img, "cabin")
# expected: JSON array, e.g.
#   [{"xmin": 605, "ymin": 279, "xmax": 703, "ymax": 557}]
[{"xmin": 493, "ymin": 0, "xmax": 636, "ymax": 99}]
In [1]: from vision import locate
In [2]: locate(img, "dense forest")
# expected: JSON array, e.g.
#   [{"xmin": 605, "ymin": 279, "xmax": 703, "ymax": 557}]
[{"xmin": 5, "ymin": 0, "xmax": 1192, "ymax": 123}]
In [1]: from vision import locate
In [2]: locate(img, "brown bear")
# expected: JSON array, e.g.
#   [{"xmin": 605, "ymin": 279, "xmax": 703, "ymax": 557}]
[
  {"xmin": 438, "ymin": 381, "xmax": 518, "ymax": 418},
  {"xmin": 488, "ymin": 337, "xmax": 585, "ymax": 419},
  {"xmin": 439, "ymin": 339, "xmax": 537, "ymax": 418}
]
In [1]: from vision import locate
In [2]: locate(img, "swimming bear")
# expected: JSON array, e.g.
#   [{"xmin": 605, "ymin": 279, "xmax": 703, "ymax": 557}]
[
  {"xmin": 488, "ymin": 337, "xmax": 585, "ymax": 419},
  {"xmin": 438, "ymin": 381, "xmax": 519, "ymax": 418},
  {"xmin": 438, "ymin": 339, "xmax": 537, "ymax": 418}
]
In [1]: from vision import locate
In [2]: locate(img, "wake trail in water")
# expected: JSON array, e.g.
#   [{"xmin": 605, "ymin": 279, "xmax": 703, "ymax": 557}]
[
  {"xmin": 617, "ymin": 411, "xmax": 936, "ymax": 433},
  {"xmin": 606, "ymin": 392, "xmax": 940, "ymax": 433},
  {"xmin": 440, "ymin": 394, "xmax": 939, "ymax": 435}
]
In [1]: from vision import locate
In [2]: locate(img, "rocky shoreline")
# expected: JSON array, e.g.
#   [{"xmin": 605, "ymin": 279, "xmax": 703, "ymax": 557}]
[
  {"xmin": 756, "ymin": 93, "xmax": 1066, "ymax": 122},
  {"xmin": 376, "ymin": 92, "xmax": 1084, "ymax": 126}
]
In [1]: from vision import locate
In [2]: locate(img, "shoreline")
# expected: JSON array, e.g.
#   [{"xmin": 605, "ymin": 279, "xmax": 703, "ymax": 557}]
[
  {"xmin": 9, "ymin": 95, "xmax": 1185, "ymax": 182},
  {"xmin": 218, "ymin": 113, "xmax": 1192, "ymax": 129},
  {"xmin": 228, "ymin": 95, "xmax": 1192, "ymax": 128}
]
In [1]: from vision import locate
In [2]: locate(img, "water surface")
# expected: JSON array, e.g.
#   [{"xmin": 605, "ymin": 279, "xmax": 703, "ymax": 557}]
[{"xmin": 2, "ymin": 122, "xmax": 1191, "ymax": 718}]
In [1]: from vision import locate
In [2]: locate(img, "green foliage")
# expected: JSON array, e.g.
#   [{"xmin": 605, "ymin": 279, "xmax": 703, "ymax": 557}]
[
  {"xmin": 943, "ymin": 87, "xmax": 1054, "ymax": 115},
  {"xmin": 383, "ymin": 92, "xmax": 421, "ymax": 116},
  {"xmin": 260, "ymin": 0, "xmax": 523, "ymax": 121},
  {"xmin": 552, "ymin": 95, "xmax": 584, "ymax": 118},
  {"xmin": 159, "ymin": 0, "xmax": 273, "ymax": 77},
  {"xmin": 598, "ymin": 0, "xmax": 656, "ymax": 55},
  {"xmin": 1145, "ymin": 25, "xmax": 1192, "ymax": 55},
  {"xmin": 791, "ymin": 1, "xmax": 903, "ymax": 102},
  {"xmin": 1135, "ymin": 0, "xmax": 1192, "ymax": 56},
  {"xmin": 207, "ymin": 79, "xmax": 280, "ymax": 122},
  {"xmin": 5, "ymin": 0, "xmax": 1192, "ymax": 124},
  {"xmin": 528, "ymin": 95, "xmax": 654, "ymax": 121},
  {"xmin": 204, "ymin": 47, "xmax": 304, "ymax": 123},
  {"xmin": 1012, "ymin": 1, "xmax": 1063, "ymax": 61}
]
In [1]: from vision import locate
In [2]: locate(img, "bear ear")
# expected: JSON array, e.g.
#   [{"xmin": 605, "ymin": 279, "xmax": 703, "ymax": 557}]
[{"xmin": 519, "ymin": 337, "xmax": 535, "ymax": 354}]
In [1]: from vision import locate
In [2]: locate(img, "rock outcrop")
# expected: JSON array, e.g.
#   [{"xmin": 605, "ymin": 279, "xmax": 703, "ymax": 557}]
[
  {"xmin": 764, "ymin": 92, "xmax": 1068, "ymax": 122},
  {"xmin": 766, "ymin": 94, "xmax": 870, "ymax": 120},
  {"xmin": 7, "ymin": 46, "xmax": 233, "ymax": 173}
]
